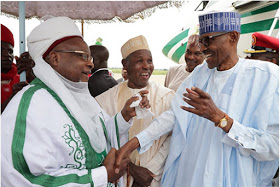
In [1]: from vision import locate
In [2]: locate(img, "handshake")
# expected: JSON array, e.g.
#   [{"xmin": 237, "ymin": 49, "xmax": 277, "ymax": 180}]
[
  {"xmin": 103, "ymin": 90, "xmax": 155, "ymax": 185},
  {"xmin": 103, "ymin": 137, "xmax": 154, "ymax": 186}
]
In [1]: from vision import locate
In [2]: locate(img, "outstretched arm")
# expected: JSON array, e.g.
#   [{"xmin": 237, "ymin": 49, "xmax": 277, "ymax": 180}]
[{"xmin": 181, "ymin": 86, "xmax": 279, "ymax": 161}]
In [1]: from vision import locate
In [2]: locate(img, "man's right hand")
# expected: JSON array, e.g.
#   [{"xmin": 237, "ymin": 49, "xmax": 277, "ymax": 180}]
[
  {"xmin": 103, "ymin": 148, "xmax": 130, "ymax": 183},
  {"xmin": 121, "ymin": 90, "xmax": 150, "ymax": 122},
  {"xmin": 15, "ymin": 52, "xmax": 35, "ymax": 83},
  {"xmin": 115, "ymin": 137, "xmax": 140, "ymax": 174}
]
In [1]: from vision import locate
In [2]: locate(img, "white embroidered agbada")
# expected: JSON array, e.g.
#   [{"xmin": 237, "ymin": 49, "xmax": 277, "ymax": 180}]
[
  {"xmin": 96, "ymin": 81, "xmax": 175, "ymax": 186},
  {"xmin": 1, "ymin": 17, "xmax": 131, "ymax": 187}
]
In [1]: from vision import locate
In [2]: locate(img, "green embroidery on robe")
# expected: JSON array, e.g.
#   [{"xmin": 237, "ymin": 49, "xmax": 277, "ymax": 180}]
[{"xmin": 62, "ymin": 124, "xmax": 86, "ymax": 170}]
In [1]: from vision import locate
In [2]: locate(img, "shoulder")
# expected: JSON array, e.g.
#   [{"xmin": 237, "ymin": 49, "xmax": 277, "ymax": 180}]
[
  {"xmin": 241, "ymin": 58, "xmax": 279, "ymax": 78},
  {"xmin": 148, "ymin": 81, "xmax": 175, "ymax": 98},
  {"xmin": 95, "ymin": 83, "xmax": 120, "ymax": 101},
  {"xmin": 167, "ymin": 64, "xmax": 185, "ymax": 74}
]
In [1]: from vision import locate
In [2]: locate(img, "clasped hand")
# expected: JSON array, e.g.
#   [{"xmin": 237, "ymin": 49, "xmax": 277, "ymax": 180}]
[{"xmin": 121, "ymin": 90, "xmax": 150, "ymax": 122}]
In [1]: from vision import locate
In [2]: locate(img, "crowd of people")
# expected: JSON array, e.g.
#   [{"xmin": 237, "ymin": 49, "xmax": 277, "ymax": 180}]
[{"xmin": 1, "ymin": 10, "xmax": 279, "ymax": 187}]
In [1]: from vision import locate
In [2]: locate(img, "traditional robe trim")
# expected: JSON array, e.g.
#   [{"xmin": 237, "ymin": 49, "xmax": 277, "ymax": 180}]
[{"xmin": 11, "ymin": 78, "xmax": 110, "ymax": 186}]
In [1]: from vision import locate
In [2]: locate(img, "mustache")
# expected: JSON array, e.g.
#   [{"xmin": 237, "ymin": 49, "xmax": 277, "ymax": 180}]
[{"xmin": 185, "ymin": 59, "xmax": 198, "ymax": 64}]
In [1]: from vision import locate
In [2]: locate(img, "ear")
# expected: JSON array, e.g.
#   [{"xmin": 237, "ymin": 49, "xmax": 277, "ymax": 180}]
[
  {"xmin": 229, "ymin": 31, "xmax": 239, "ymax": 44},
  {"xmin": 47, "ymin": 51, "xmax": 60, "ymax": 67},
  {"xmin": 121, "ymin": 59, "xmax": 128, "ymax": 70}
]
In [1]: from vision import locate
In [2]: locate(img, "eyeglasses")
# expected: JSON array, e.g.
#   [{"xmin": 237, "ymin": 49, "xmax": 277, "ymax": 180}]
[
  {"xmin": 199, "ymin": 31, "xmax": 231, "ymax": 47},
  {"xmin": 54, "ymin": 50, "xmax": 93, "ymax": 62}
]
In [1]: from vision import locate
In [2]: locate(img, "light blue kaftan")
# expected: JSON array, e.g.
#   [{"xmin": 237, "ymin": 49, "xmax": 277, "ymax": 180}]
[{"xmin": 137, "ymin": 58, "xmax": 279, "ymax": 187}]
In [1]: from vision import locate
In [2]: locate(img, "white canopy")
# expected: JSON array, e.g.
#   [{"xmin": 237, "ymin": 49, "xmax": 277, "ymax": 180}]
[{"xmin": 1, "ymin": 1, "xmax": 175, "ymax": 22}]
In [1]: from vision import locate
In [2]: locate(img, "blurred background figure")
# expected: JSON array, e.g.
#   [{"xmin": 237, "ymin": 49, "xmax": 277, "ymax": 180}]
[
  {"xmin": 1, "ymin": 24, "xmax": 35, "ymax": 113},
  {"xmin": 88, "ymin": 45, "xmax": 118, "ymax": 97},
  {"xmin": 117, "ymin": 68, "xmax": 128, "ymax": 83},
  {"xmin": 244, "ymin": 32, "xmax": 279, "ymax": 65},
  {"xmin": 164, "ymin": 34, "xmax": 204, "ymax": 91}
]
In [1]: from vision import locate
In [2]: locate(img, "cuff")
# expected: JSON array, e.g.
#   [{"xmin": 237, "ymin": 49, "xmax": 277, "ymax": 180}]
[
  {"xmin": 91, "ymin": 166, "xmax": 108, "ymax": 187},
  {"xmin": 136, "ymin": 131, "xmax": 153, "ymax": 154},
  {"xmin": 222, "ymin": 120, "xmax": 257, "ymax": 154},
  {"xmin": 117, "ymin": 112, "xmax": 133, "ymax": 133}
]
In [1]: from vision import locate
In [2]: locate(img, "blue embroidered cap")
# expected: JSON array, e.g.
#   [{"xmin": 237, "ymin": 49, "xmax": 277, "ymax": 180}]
[{"xmin": 199, "ymin": 11, "xmax": 241, "ymax": 35}]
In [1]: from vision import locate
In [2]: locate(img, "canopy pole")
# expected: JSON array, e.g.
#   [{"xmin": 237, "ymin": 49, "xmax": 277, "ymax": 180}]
[
  {"xmin": 81, "ymin": 19, "xmax": 84, "ymax": 37},
  {"xmin": 19, "ymin": 1, "xmax": 26, "ymax": 82}
]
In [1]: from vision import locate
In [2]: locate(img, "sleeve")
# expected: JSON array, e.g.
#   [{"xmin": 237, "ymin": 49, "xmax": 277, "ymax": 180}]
[
  {"xmin": 141, "ymin": 135, "xmax": 171, "ymax": 181},
  {"xmin": 102, "ymin": 109, "xmax": 133, "ymax": 149},
  {"xmin": 136, "ymin": 108, "xmax": 175, "ymax": 154},
  {"xmin": 222, "ymin": 91, "xmax": 279, "ymax": 161}
]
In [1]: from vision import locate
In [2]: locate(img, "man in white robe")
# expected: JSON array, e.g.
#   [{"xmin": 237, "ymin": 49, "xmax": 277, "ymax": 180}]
[
  {"xmin": 116, "ymin": 11, "xmax": 279, "ymax": 187},
  {"xmin": 164, "ymin": 34, "xmax": 204, "ymax": 91},
  {"xmin": 1, "ymin": 17, "xmax": 150, "ymax": 187},
  {"xmin": 96, "ymin": 35, "xmax": 174, "ymax": 187}
]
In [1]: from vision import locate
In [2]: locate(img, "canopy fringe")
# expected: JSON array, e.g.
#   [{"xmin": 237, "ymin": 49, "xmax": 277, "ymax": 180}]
[{"xmin": 1, "ymin": 1, "xmax": 185, "ymax": 24}]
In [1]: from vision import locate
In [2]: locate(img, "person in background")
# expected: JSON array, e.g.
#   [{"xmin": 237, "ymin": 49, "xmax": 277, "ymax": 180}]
[
  {"xmin": 88, "ymin": 45, "xmax": 118, "ymax": 97},
  {"xmin": 96, "ymin": 35, "xmax": 175, "ymax": 187},
  {"xmin": 117, "ymin": 68, "xmax": 128, "ymax": 83},
  {"xmin": 244, "ymin": 32, "xmax": 279, "ymax": 65},
  {"xmin": 1, "ymin": 24, "xmax": 35, "ymax": 113},
  {"xmin": 164, "ymin": 34, "xmax": 204, "ymax": 91},
  {"xmin": 116, "ymin": 11, "xmax": 278, "ymax": 187},
  {"xmin": 2, "ymin": 17, "xmax": 151, "ymax": 187}
]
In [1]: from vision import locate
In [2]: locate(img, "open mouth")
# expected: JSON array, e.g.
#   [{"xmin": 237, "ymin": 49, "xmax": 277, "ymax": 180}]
[
  {"xmin": 204, "ymin": 53, "xmax": 212, "ymax": 60},
  {"xmin": 140, "ymin": 72, "xmax": 150, "ymax": 79}
]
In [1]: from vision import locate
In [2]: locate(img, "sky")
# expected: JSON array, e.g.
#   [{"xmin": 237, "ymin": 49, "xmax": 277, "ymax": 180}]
[{"xmin": 1, "ymin": 1, "xmax": 200, "ymax": 70}]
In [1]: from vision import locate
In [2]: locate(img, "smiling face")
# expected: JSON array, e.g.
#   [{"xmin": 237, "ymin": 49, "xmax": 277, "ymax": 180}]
[
  {"xmin": 185, "ymin": 45, "xmax": 204, "ymax": 72},
  {"xmin": 1, "ymin": 41, "xmax": 14, "ymax": 73},
  {"xmin": 199, "ymin": 32, "xmax": 231, "ymax": 69},
  {"xmin": 47, "ymin": 37, "xmax": 94, "ymax": 82},
  {"xmin": 199, "ymin": 31, "xmax": 240, "ymax": 71},
  {"xmin": 122, "ymin": 49, "xmax": 154, "ymax": 89}
]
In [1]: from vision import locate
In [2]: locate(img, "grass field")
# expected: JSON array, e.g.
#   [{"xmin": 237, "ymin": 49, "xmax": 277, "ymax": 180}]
[{"xmin": 110, "ymin": 68, "xmax": 168, "ymax": 75}]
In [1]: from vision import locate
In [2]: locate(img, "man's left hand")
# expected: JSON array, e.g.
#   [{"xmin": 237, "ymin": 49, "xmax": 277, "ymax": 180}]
[
  {"xmin": 128, "ymin": 162, "xmax": 155, "ymax": 187},
  {"xmin": 181, "ymin": 87, "xmax": 224, "ymax": 124}
]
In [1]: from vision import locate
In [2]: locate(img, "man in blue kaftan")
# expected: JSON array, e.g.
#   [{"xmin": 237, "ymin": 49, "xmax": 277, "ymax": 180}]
[{"xmin": 116, "ymin": 11, "xmax": 279, "ymax": 187}]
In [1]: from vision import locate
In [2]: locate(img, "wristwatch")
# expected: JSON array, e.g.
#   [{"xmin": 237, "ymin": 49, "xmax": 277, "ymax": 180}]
[{"xmin": 216, "ymin": 113, "xmax": 229, "ymax": 128}]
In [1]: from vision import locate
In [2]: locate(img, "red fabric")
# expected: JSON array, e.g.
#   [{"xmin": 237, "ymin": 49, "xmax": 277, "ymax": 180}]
[
  {"xmin": 43, "ymin": 36, "xmax": 81, "ymax": 58},
  {"xmin": 252, "ymin": 32, "xmax": 279, "ymax": 51},
  {"xmin": 1, "ymin": 24, "xmax": 14, "ymax": 46},
  {"xmin": 1, "ymin": 63, "xmax": 20, "ymax": 104}
]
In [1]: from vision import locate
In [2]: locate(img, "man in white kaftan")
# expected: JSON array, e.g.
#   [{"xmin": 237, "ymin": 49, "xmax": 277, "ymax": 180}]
[
  {"xmin": 96, "ymin": 35, "xmax": 174, "ymax": 187},
  {"xmin": 164, "ymin": 34, "xmax": 204, "ymax": 92},
  {"xmin": 116, "ymin": 11, "xmax": 279, "ymax": 187},
  {"xmin": 1, "ymin": 17, "xmax": 149, "ymax": 187},
  {"xmin": 164, "ymin": 64, "xmax": 190, "ymax": 91}
]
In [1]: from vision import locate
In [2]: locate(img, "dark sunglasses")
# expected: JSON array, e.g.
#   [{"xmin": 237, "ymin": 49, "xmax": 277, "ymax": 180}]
[{"xmin": 199, "ymin": 31, "xmax": 231, "ymax": 47}]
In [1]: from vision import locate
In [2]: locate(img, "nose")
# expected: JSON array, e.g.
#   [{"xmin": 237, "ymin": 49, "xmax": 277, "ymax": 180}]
[
  {"xmin": 142, "ymin": 60, "xmax": 149, "ymax": 69},
  {"xmin": 87, "ymin": 59, "xmax": 94, "ymax": 70},
  {"xmin": 1, "ymin": 48, "xmax": 13, "ymax": 57},
  {"xmin": 187, "ymin": 53, "xmax": 195, "ymax": 60}
]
